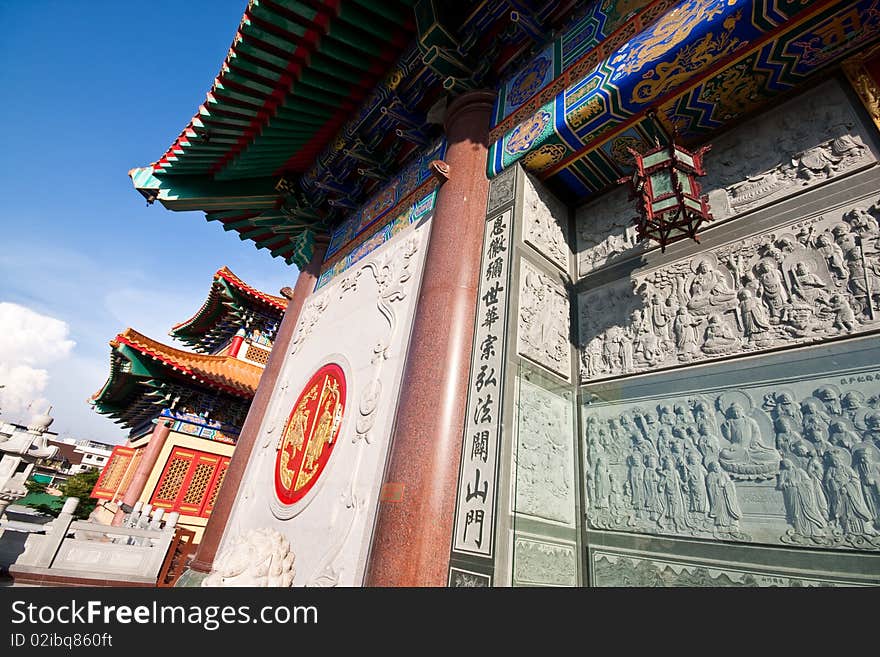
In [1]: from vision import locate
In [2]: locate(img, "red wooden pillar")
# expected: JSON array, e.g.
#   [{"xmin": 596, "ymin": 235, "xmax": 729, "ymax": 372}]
[
  {"xmin": 365, "ymin": 90, "xmax": 496, "ymax": 586},
  {"xmin": 112, "ymin": 418, "xmax": 172, "ymax": 525},
  {"xmin": 187, "ymin": 238, "xmax": 329, "ymax": 573}
]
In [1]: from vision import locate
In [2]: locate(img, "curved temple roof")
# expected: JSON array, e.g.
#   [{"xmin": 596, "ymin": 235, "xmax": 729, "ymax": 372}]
[
  {"xmin": 132, "ymin": 1, "xmax": 880, "ymax": 266},
  {"xmin": 171, "ymin": 266, "xmax": 287, "ymax": 352},
  {"xmin": 91, "ymin": 328, "xmax": 262, "ymax": 429}
]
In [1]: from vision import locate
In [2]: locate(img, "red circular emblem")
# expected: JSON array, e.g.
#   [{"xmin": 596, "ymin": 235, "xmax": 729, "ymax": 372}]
[{"xmin": 274, "ymin": 363, "xmax": 346, "ymax": 505}]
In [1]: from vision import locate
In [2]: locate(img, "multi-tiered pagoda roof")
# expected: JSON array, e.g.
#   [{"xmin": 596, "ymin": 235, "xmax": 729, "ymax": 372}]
[{"xmin": 171, "ymin": 266, "xmax": 287, "ymax": 353}]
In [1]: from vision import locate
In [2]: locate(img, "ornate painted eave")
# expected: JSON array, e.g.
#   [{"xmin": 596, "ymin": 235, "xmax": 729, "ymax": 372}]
[
  {"xmin": 90, "ymin": 328, "xmax": 262, "ymax": 429},
  {"xmin": 130, "ymin": 0, "xmax": 580, "ymax": 268},
  {"xmin": 171, "ymin": 266, "xmax": 287, "ymax": 352},
  {"xmin": 489, "ymin": 0, "xmax": 880, "ymax": 202}
]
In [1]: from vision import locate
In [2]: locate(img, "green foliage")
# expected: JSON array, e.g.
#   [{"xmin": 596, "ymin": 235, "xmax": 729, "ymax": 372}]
[
  {"xmin": 58, "ymin": 469, "xmax": 101, "ymax": 520},
  {"xmin": 24, "ymin": 479, "xmax": 48, "ymax": 495}
]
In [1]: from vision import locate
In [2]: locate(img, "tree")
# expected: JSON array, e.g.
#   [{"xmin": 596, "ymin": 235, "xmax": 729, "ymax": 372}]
[{"xmin": 58, "ymin": 469, "xmax": 101, "ymax": 520}]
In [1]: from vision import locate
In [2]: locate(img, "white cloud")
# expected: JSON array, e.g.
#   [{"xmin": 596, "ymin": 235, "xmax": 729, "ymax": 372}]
[{"xmin": 0, "ymin": 302, "xmax": 75, "ymax": 417}]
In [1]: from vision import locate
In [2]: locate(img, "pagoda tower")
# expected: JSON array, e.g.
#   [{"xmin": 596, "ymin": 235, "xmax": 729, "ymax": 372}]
[{"xmin": 89, "ymin": 267, "xmax": 286, "ymax": 541}]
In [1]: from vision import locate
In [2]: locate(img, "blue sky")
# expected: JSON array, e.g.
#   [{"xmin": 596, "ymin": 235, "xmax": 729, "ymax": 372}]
[{"xmin": 0, "ymin": 1, "xmax": 296, "ymax": 443}]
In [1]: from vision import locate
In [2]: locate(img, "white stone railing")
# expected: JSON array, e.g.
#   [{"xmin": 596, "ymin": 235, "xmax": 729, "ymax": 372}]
[{"xmin": 8, "ymin": 498, "xmax": 177, "ymax": 585}]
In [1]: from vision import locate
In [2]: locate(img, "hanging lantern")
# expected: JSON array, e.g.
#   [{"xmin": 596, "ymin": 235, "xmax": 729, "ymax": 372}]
[{"xmin": 619, "ymin": 133, "xmax": 713, "ymax": 252}]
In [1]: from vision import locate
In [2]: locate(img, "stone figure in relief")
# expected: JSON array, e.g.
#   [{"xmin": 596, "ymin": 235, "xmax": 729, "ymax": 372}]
[
  {"xmin": 755, "ymin": 259, "xmax": 788, "ymax": 322},
  {"xmin": 673, "ymin": 307, "xmax": 701, "ymax": 361},
  {"xmin": 778, "ymin": 459, "xmax": 827, "ymax": 537},
  {"xmin": 853, "ymin": 448, "xmax": 880, "ymax": 526},
  {"xmin": 735, "ymin": 289, "xmax": 773, "ymax": 343},
  {"xmin": 627, "ymin": 451, "xmax": 646, "ymax": 519},
  {"xmin": 702, "ymin": 313, "xmax": 741, "ymax": 355},
  {"xmin": 685, "ymin": 451, "xmax": 709, "ymax": 518},
  {"xmin": 706, "ymin": 461, "xmax": 742, "ymax": 531},
  {"xmin": 825, "ymin": 293, "xmax": 855, "ymax": 331},
  {"xmin": 789, "ymin": 260, "xmax": 830, "ymax": 305},
  {"xmin": 815, "ymin": 232, "xmax": 848, "ymax": 281},
  {"xmin": 642, "ymin": 455, "xmax": 663, "ymax": 522},
  {"xmin": 823, "ymin": 450, "xmax": 873, "ymax": 534},
  {"xmin": 718, "ymin": 399, "xmax": 780, "ymax": 479},
  {"xmin": 687, "ymin": 256, "xmax": 737, "ymax": 315},
  {"xmin": 659, "ymin": 456, "xmax": 687, "ymax": 532}
]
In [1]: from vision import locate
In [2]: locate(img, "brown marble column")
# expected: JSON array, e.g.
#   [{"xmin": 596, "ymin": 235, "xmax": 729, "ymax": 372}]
[
  {"xmin": 365, "ymin": 90, "xmax": 495, "ymax": 586},
  {"xmin": 187, "ymin": 237, "xmax": 328, "ymax": 573},
  {"xmin": 112, "ymin": 419, "xmax": 172, "ymax": 525}
]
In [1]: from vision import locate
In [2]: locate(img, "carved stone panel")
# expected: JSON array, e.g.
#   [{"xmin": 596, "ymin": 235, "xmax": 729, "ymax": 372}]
[
  {"xmin": 522, "ymin": 172, "xmax": 569, "ymax": 271},
  {"xmin": 518, "ymin": 260, "xmax": 571, "ymax": 381},
  {"xmin": 449, "ymin": 567, "xmax": 491, "ymax": 587},
  {"xmin": 211, "ymin": 222, "xmax": 431, "ymax": 587},
  {"xmin": 590, "ymin": 551, "xmax": 869, "ymax": 587},
  {"xmin": 579, "ymin": 194, "xmax": 880, "ymax": 383},
  {"xmin": 513, "ymin": 535, "xmax": 577, "ymax": 586},
  {"xmin": 575, "ymin": 79, "xmax": 877, "ymax": 278},
  {"xmin": 582, "ymin": 347, "xmax": 880, "ymax": 551},
  {"xmin": 453, "ymin": 210, "xmax": 514, "ymax": 558},
  {"xmin": 514, "ymin": 379, "xmax": 575, "ymax": 525},
  {"xmin": 702, "ymin": 80, "xmax": 875, "ymax": 221},
  {"xmin": 575, "ymin": 186, "xmax": 644, "ymax": 278},
  {"xmin": 487, "ymin": 165, "xmax": 517, "ymax": 216}
]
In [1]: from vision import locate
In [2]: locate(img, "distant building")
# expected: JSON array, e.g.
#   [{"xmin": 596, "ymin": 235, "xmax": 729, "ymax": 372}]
[{"xmin": 88, "ymin": 267, "xmax": 286, "ymax": 540}]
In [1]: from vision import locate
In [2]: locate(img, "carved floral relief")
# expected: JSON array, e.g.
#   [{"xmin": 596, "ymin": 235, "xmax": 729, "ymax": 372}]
[{"xmin": 591, "ymin": 552, "xmax": 867, "ymax": 587}]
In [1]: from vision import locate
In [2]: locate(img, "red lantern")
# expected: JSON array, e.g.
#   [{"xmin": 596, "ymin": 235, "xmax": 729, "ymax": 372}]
[{"xmin": 619, "ymin": 137, "xmax": 713, "ymax": 252}]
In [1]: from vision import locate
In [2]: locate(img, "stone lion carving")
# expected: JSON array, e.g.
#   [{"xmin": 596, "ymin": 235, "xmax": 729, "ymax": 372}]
[{"xmin": 202, "ymin": 528, "xmax": 295, "ymax": 587}]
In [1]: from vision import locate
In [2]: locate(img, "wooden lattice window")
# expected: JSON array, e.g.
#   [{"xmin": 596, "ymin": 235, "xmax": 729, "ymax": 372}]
[
  {"xmin": 204, "ymin": 461, "xmax": 228, "ymax": 515},
  {"xmin": 91, "ymin": 446, "xmax": 141, "ymax": 500},
  {"xmin": 244, "ymin": 343, "xmax": 271, "ymax": 366},
  {"xmin": 150, "ymin": 447, "xmax": 230, "ymax": 518}
]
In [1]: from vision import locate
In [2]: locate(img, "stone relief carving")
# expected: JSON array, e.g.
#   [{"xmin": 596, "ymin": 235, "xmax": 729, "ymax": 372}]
[
  {"xmin": 290, "ymin": 296, "xmax": 330, "ymax": 357},
  {"xmin": 203, "ymin": 528, "xmax": 296, "ymax": 587},
  {"xmin": 576, "ymin": 186, "xmax": 645, "ymax": 278},
  {"xmin": 518, "ymin": 260, "xmax": 571, "ymax": 381},
  {"xmin": 352, "ymin": 236, "xmax": 421, "ymax": 444},
  {"xmin": 575, "ymin": 80, "xmax": 876, "ymax": 278},
  {"xmin": 487, "ymin": 165, "xmax": 516, "ymax": 215},
  {"xmin": 514, "ymin": 379, "xmax": 575, "ymax": 525},
  {"xmin": 449, "ymin": 568, "xmax": 491, "ymax": 587},
  {"xmin": 579, "ymin": 195, "xmax": 880, "ymax": 383},
  {"xmin": 590, "ymin": 552, "xmax": 865, "ymax": 587},
  {"xmin": 523, "ymin": 173, "xmax": 569, "ymax": 271},
  {"xmin": 583, "ymin": 373, "xmax": 880, "ymax": 550},
  {"xmin": 301, "ymin": 236, "xmax": 423, "ymax": 584},
  {"xmin": 703, "ymin": 81, "xmax": 873, "ymax": 220},
  {"xmin": 513, "ymin": 537, "xmax": 577, "ymax": 586}
]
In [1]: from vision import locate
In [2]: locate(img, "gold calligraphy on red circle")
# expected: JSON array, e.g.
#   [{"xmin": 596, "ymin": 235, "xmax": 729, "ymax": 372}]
[{"xmin": 274, "ymin": 363, "xmax": 346, "ymax": 505}]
